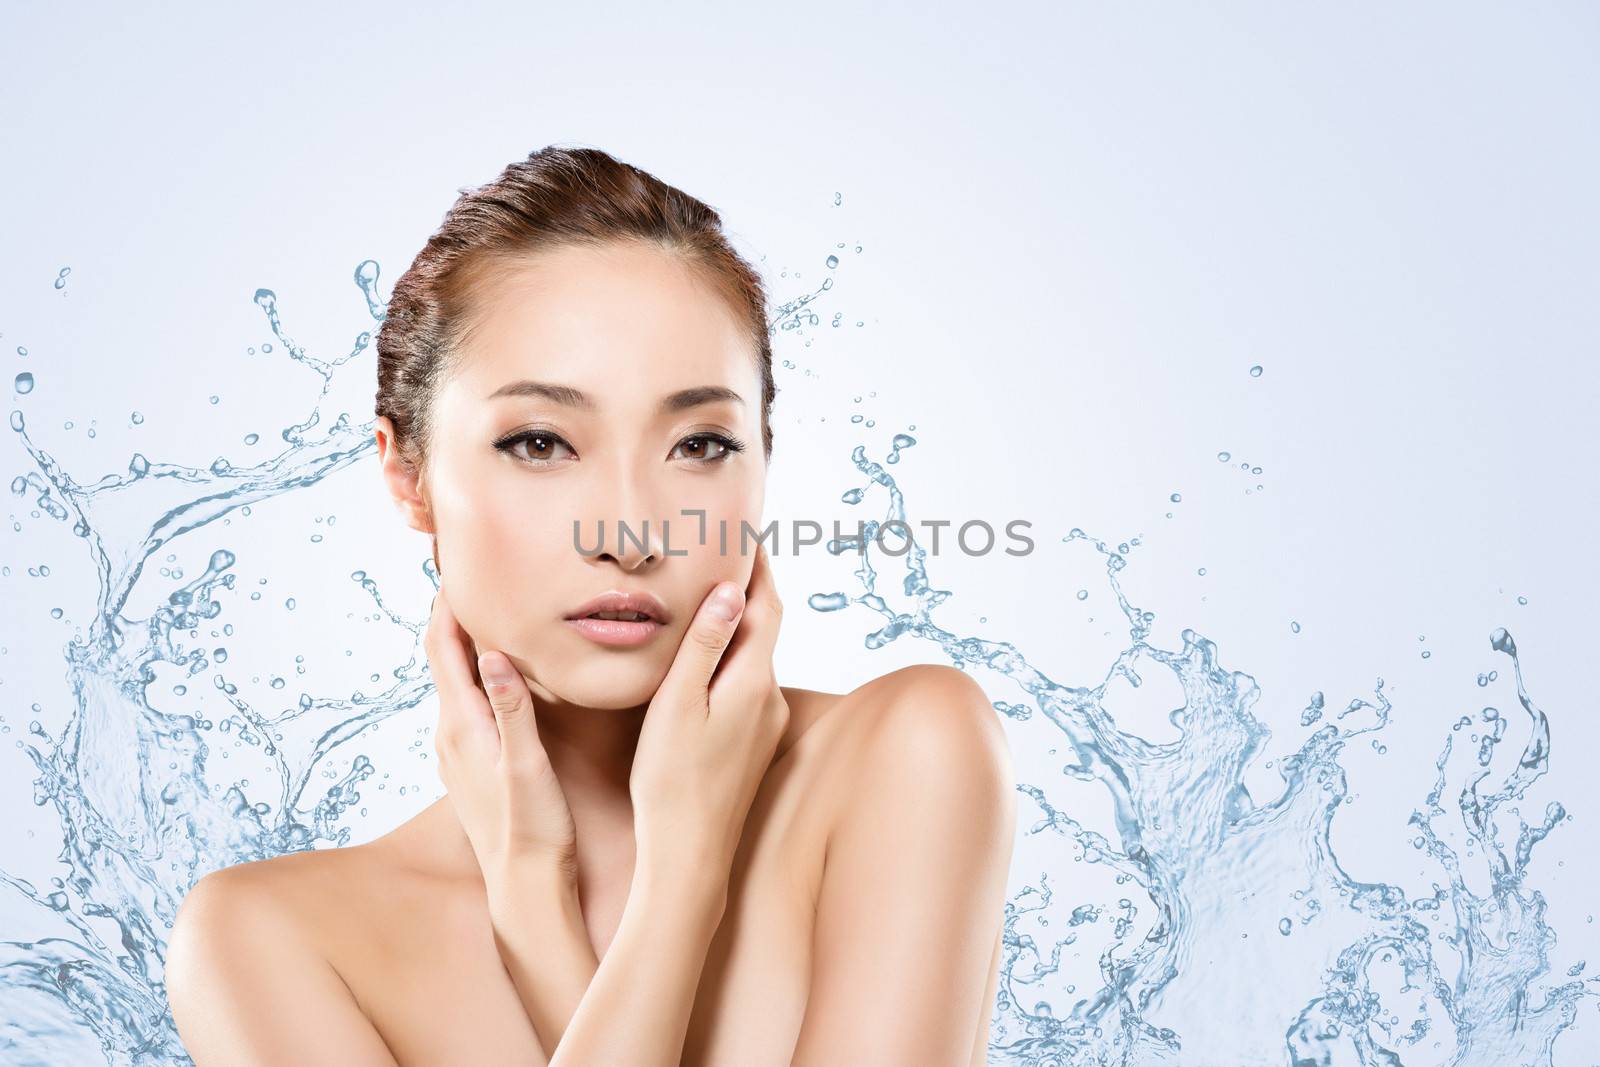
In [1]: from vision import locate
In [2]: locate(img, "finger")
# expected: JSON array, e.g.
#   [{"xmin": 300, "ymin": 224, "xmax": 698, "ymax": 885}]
[
  {"xmin": 656, "ymin": 579, "xmax": 745, "ymax": 711},
  {"xmin": 746, "ymin": 541, "xmax": 783, "ymax": 633},
  {"xmin": 720, "ymin": 551, "xmax": 781, "ymax": 716},
  {"xmin": 719, "ymin": 542, "xmax": 783, "ymax": 673},
  {"xmin": 427, "ymin": 586, "xmax": 498, "ymax": 755},
  {"xmin": 475, "ymin": 649, "xmax": 548, "ymax": 771}
]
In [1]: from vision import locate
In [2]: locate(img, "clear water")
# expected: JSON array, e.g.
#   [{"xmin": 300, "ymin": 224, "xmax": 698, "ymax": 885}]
[{"xmin": 1, "ymin": 260, "xmax": 1594, "ymax": 1065}]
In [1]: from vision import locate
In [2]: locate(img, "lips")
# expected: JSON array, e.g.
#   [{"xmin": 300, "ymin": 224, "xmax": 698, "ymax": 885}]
[
  {"xmin": 563, "ymin": 590, "xmax": 670, "ymax": 649},
  {"xmin": 563, "ymin": 590, "xmax": 672, "ymax": 625},
  {"xmin": 564, "ymin": 615, "xmax": 664, "ymax": 648}
]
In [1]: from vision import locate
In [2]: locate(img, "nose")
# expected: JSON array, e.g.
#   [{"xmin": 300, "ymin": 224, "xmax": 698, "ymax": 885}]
[
  {"xmin": 583, "ymin": 464, "xmax": 665, "ymax": 572},
  {"xmin": 587, "ymin": 517, "xmax": 662, "ymax": 572}
]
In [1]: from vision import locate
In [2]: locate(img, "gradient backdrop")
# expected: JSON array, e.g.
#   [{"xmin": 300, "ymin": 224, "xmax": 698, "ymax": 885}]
[{"xmin": 3, "ymin": 3, "xmax": 1597, "ymax": 1064}]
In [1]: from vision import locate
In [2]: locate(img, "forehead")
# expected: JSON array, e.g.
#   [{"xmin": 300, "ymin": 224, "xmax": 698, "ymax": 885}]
[{"xmin": 451, "ymin": 241, "xmax": 759, "ymax": 406}]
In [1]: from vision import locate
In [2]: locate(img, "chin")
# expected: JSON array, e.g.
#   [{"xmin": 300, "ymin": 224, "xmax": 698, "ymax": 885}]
[{"xmin": 529, "ymin": 656, "xmax": 664, "ymax": 711}]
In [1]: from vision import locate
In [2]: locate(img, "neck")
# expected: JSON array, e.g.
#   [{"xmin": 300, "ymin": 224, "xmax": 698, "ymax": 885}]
[
  {"xmin": 531, "ymin": 694, "xmax": 648, "ymax": 802},
  {"xmin": 425, "ymin": 685, "xmax": 647, "ymax": 882}
]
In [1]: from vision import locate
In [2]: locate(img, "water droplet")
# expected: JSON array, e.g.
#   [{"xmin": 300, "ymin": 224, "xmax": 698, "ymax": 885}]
[
  {"xmin": 14, "ymin": 372, "xmax": 33, "ymax": 394},
  {"xmin": 1249, "ymin": 365, "xmax": 1263, "ymax": 377},
  {"xmin": 807, "ymin": 592, "xmax": 851, "ymax": 612}
]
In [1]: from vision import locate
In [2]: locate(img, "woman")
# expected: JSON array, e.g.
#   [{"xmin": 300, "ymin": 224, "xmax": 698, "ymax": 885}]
[{"xmin": 165, "ymin": 145, "xmax": 1017, "ymax": 1066}]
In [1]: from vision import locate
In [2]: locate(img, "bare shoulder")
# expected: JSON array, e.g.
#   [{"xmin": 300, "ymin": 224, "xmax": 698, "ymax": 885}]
[
  {"xmin": 857, "ymin": 662, "xmax": 1014, "ymax": 809},
  {"xmin": 171, "ymin": 850, "xmax": 317, "ymax": 953},
  {"xmin": 167, "ymin": 847, "xmax": 398, "ymax": 1064},
  {"xmin": 775, "ymin": 664, "xmax": 1013, "ymax": 842},
  {"xmin": 870, "ymin": 662, "xmax": 1001, "ymax": 721},
  {"xmin": 780, "ymin": 665, "xmax": 1015, "ymax": 1067},
  {"xmin": 168, "ymin": 846, "xmax": 368, "ymax": 988},
  {"xmin": 177, "ymin": 843, "xmax": 372, "ymax": 935},
  {"xmin": 782, "ymin": 661, "xmax": 997, "ymax": 734},
  {"xmin": 813, "ymin": 662, "xmax": 1008, "ymax": 760}
]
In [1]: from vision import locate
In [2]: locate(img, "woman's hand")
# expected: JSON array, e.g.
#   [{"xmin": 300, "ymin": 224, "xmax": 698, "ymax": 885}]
[
  {"xmin": 424, "ymin": 583, "xmax": 579, "ymax": 883},
  {"xmin": 629, "ymin": 542, "xmax": 790, "ymax": 881}
]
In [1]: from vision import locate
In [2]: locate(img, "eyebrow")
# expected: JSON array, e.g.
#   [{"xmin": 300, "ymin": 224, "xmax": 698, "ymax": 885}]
[{"xmin": 486, "ymin": 380, "xmax": 744, "ymax": 414}]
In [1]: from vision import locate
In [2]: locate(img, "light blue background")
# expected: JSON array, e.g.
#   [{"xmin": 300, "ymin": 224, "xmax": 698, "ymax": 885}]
[{"xmin": 3, "ymin": 2, "xmax": 1597, "ymax": 1063}]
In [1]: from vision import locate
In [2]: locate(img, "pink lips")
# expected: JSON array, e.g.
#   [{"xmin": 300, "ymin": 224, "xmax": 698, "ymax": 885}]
[
  {"xmin": 564, "ymin": 615, "xmax": 665, "ymax": 647},
  {"xmin": 563, "ymin": 589, "xmax": 672, "ymax": 648}
]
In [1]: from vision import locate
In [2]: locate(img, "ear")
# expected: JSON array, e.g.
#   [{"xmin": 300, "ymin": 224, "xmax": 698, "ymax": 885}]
[{"xmin": 375, "ymin": 416, "xmax": 436, "ymax": 537}]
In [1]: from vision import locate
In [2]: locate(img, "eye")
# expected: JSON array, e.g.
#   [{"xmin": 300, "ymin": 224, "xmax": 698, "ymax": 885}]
[
  {"xmin": 673, "ymin": 432, "xmax": 747, "ymax": 465},
  {"xmin": 493, "ymin": 429, "xmax": 748, "ymax": 468},
  {"xmin": 493, "ymin": 429, "xmax": 575, "ymax": 466}
]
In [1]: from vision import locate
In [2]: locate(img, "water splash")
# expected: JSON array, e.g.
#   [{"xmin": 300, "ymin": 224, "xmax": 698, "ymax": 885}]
[
  {"xmin": 2, "ymin": 263, "xmax": 400, "ymax": 1064},
  {"xmin": 808, "ymin": 443, "xmax": 1596, "ymax": 1064},
  {"xmin": 1, "ymin": 259, "xmax": 1594, "ymax": 1066}
]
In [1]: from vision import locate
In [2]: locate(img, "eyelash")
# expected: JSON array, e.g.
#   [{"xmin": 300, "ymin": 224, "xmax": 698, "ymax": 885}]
[{"xmin": 493, "ymin": 429, "xmax": 748, "ymax": 468}]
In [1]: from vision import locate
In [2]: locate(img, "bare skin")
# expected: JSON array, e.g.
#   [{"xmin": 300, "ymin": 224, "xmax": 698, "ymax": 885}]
[
  {"xmin": 174, "ymin": 671, "xmax": 1007, "ymax": 1066},
  {"xmin": 165, "ymin": 239, "xmax": 1017, "ymax": 1065}
]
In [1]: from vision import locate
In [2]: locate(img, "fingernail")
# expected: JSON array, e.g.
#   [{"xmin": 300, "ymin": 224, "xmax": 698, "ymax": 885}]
[
  {"xmin": 478, "ymin": 652, "xmax": 515, "ymax": 686},
  {"xmin": 709, "ymin": 583, "xmax": 744, "ymax": 622}
]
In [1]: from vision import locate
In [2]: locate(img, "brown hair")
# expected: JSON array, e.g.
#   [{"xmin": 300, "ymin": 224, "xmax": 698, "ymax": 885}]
[{"xmin": 374, "ymin": 144, "xmax": 777, "ymax": 478}]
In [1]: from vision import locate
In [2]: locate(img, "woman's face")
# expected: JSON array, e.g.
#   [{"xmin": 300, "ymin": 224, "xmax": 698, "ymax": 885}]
[{"xmin": 379, "ymin": 240, "xmax": 767, "ymax": 711}]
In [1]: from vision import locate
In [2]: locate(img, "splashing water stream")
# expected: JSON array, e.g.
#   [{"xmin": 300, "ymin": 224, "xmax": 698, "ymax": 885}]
[{"xmin": 1, "ymin": 260, "xmax": 1593, "ymax": 1065}]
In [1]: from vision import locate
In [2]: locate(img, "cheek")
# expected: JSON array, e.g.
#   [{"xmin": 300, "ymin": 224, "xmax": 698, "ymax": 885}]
[
  {"xmin": 679, "ymin": 476, "xmax": 763, "ymax": 559},
  {"xmin": 428, "ymin": 442, "xmax": 570, "ymax": 558},
  {"xmin": 437, "ymin": 485, "xmax": 549, "ymax": 554},
  {"xmin": 430, "ymin": 480, "xmax": 571, "ymax": 645}
]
